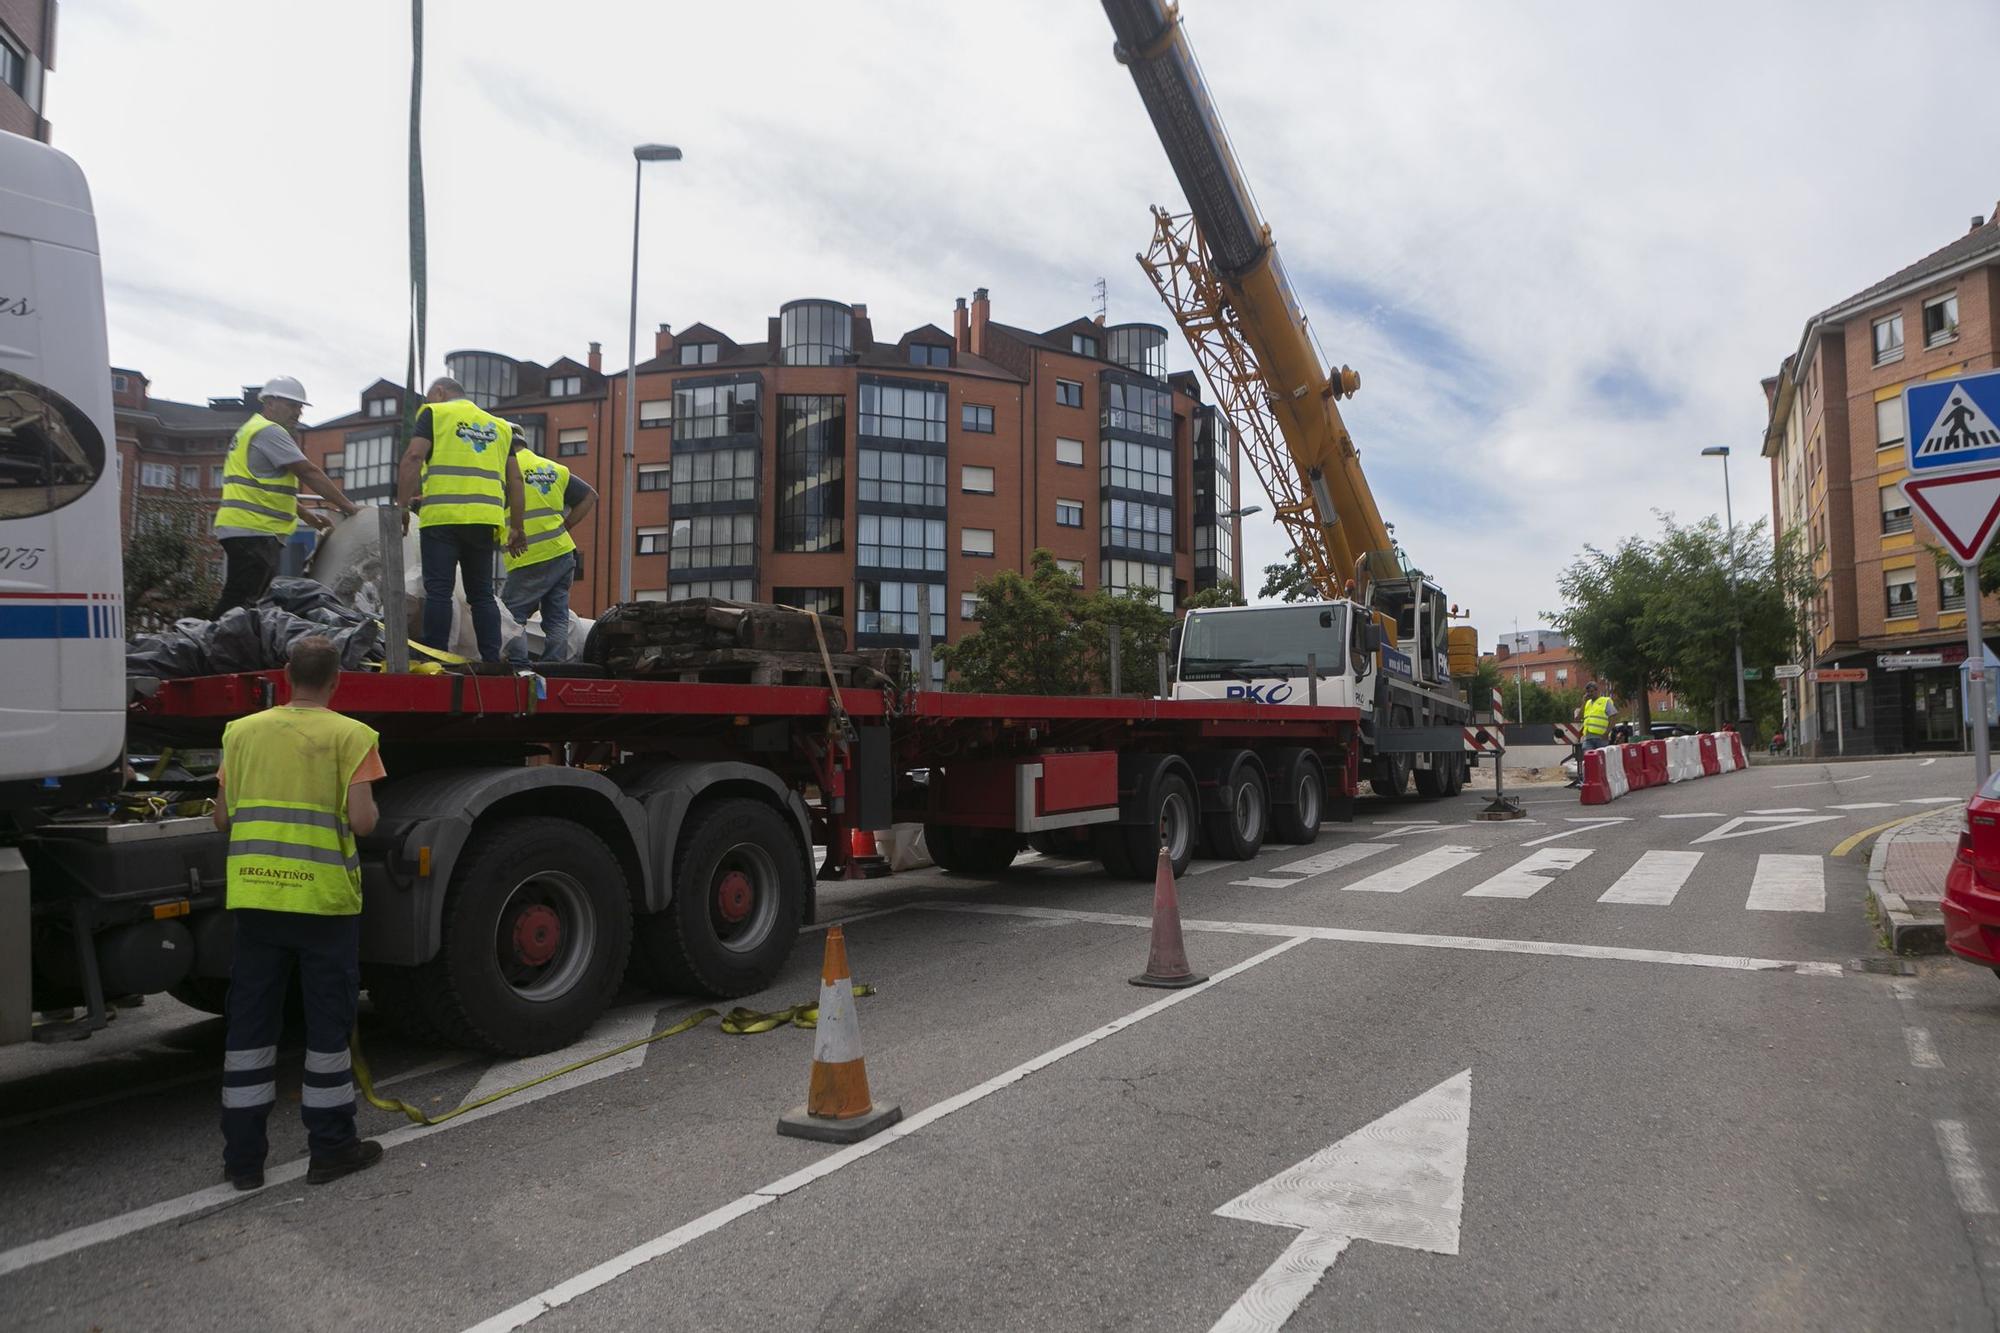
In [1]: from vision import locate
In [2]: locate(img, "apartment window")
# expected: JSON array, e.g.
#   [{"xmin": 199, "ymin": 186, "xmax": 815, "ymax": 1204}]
[
  {"xmin": 962, "ymin": 527, "xmax": 995, "ymax": 557},
  {"xmin": 639, "ymin": 399, "xmax": 672, "ymax": 428},
  {"xmin": 773, "ymin": 587, "xmax": 843, "ymax": 618},
  {"xmin": 672, "ymin": 512, "xmax": 757, "ymax": 569},
  {"xmin": 1872, "ymin": 311, "xmax": 1904, "ymax": 364},
  {"xmin": 1102, "ymin": 438, "xmax": 1173, "ymax": 496},
  {"xmin": 548, "ymin": 375, "xmax": 582, "ymax": 398},
  {"xmin": 1056, "ymin": 558, "xmax": 1084, "ymax": 583},
  {"xmin": 366, "ymin": 397, "xmax": 397, "ymax": 418},
  {"xmin": 671, "ymin": 446, "xmax": 757, "ymax": 503},
  {"xmin": 961, "ymin": 592, "xmax": 981, "ymax": 621},
  {"xmin": 962, "ymin": 403, "xmax": 994, "ymax": 434},
  {"xmin": 1876, "ymin": 397, "xmax": 1905, "ymax": 449},
  {"xmin": 1942, "ymin": 570, "xmax": 1967, "ymax": 613},
  {"xmin": 110, "ymin": 373, "xmax": 129, "ymax": 393},
  {"xmin": 636, "ymin": 590, "xmax": 670, "ymax": 603},
  {"xmin": 323, "ymin": 452, "xmax": 344, "ymax": 484},
  {"xmin": 1103, "ymin": 380, "xmax": 1172, "ymax": 438},
  {"xmin": 636, "ymin": 525, "xmax": 671, "ymax": 555},
  {"xmin": 1531, "ymin": 671, "xmax": 1547, "ymax": 684},
  {"xmin": 1556, "ymin": 669, "xmax": 1569, "ymax": 683},
  {"xmin": 858, "ymin": 379, "xmax": 946, "ymax": 443},
  {"xmin": 557, "ymin": 427, "xmax": 588, "ymax": 458},
  {"xmin": 779, "ymin": 301, "xmax": 854, "ymax": 366},
  {"xmin": 678, "ymin": 343, "xmax": 719, "ymax": 366},
  {"xmin": 673, "ymin": 379, "xmax": 759, "ymax": 439},
  {"xmin": 180, "ymin": 464, "xmax": 202, "ymax": 489},
  {"xmin": 1101, "ymin": 498, "xmax": 1172, "ymax": 555},
  {"xmin": 858, "ymin": 514, "xmax": 945, "ymax": 571},
  {"xmin": 1056, "ymin": 497, "xmax": 1084, "ymax": 527},
  {"xmin": 961, "ymin": 464, "xmax": 995, "ymax": 494},
  {"xmin": 858, "ymin": 449, "xmax": 945, "ymax": 507},
  {"xmin": 671, "ymin": 578, "xmax": 753, "ymax": 601},
  {"xmin": 1101, "ymin": 558, "xmax": 1171, "ymax": 611},
  {"xmin": 346, "ymin": 433, "xmax": 397, "ymax": 495},
  {"xmin": 908, "ymin": 344, "xmax": 950, "ymax": 367},
  {"xmin": 1885, "ymin": 569, "xmax": 1918, "ymax": 620},
  {"xmin": 776, "ymin": 395, "xmax": 845, "ymax": 552},
  {"xmin": 1880, "ymin": 484, "xmax": 1913, "ymax": 535},
  {"xmin": 638, "ymin": 464, "xmax": 670, "ymax": 493},
  {"xmin": 1071, "ymin": 333, "xmax": 1100, "ymax": 358},
  {"xmin": 210, "ymin": 464, "xmax": 228, "ymax": 489},
  {"xmin": 139, "ymin": 462, "xmax": 175, "ymax": 488},
  {"xmin": 1056, "ymin": 379, "xmax": 1083, "ymax": 408},
  {"xmin": 1055, "ymin": 437, "xmax": 1084, "ymax": 466},
  {"xmin": 1925, "ymin": 291, "xmax": 1959, "ymax": 346},
  {"xmin": 856, "ymin": 580, "xmax": 945, "ymax": 637}
]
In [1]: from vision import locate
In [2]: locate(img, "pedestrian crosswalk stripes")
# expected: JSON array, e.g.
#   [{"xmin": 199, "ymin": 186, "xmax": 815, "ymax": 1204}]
[
  {"xmin": 1745, "ymin": 854, "xmax": 1826, "ymax": 913},
  {"xmin": 1598, "ymin": 850, "xmax": 1703, "ymax": 906},
  {"xmin": 1228, "ymin": 841, "xmax": 1391, "ymax": 888},
  {"xmin": 1345, "ymin": 845, "xmax": 1482, "ymax": 894},
  {"xmin": 1463, "ymin": 847, "xmax": 1592, "ymax": 899}
]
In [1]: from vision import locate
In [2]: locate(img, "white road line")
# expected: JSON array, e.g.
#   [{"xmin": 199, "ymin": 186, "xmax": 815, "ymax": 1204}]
[
  {"xmin": 1598, "ymin": 850, "xmax": 1703, "ymax": 906},
  {"xmin": 1907, "ymin": 796, "xmax": 1963, "ymax": 805},
  {"xmin": 1463, "ymin": 847, "xmax": 1593, "ymax": 899},
  {"xmin": 1905, "ymin": 1027, "xmax": 1944, "ymax": 1069},
  {"xmin": 1185, "ymin": 860, "xmax": 1233, "ymax": 877},
  {"xmin": 918, "ymin": 902, "xmax": 1847, "ymax": 977},
  {"xmin": 1772, "ymin": 775, "xmax": 1874, "ymax": 788},
  {"xmin": 803, "ymin": 906, "xmax": 909, "ymax": 934},
  {"xmin": 457, "ymin": 936, "xmax": 1312, "ymax": 1333},
  {"xmin": 1519, "ymin": 817, "xmax": 1626, "ymax": 849},
  {"xmin": 1229, "ymin": 842, "xmax": 1392, "ymax": 888},
  {"xmin": 1935, "ymin": 1121, "xmax": 1998, "ymax": 1215},
  {"xmin": 1344, "ymin": 845, "xmax": 1481, "ymax": 894},
  {"xmin": 1922, "ymin": 758, "xmax": 1939, "ymax": 767},
  {"xmin": 1369, "ymin": 819, "xmax": 1438, "ymax": 826},
  {"xmin": 1659, "ymin": 812, "xmax": 1723, "ymax": 819},
  {"xmin": 1829, "ymin": 803, "xmax": 1897, "ymax": 811},
  {"xmin": 1745, "ymin": 854, "xmax": 1826, "ymax": 913},
  {"xmin": 1747, "ymin": 807, "xmax": 1815, "ymax": 815}
]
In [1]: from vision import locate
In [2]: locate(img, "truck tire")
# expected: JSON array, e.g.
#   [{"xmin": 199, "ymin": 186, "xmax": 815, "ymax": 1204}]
[
  {"xmin": 168, "ymin": 977, "xmax": 230, "ymax": 1016},
  {"xmin": 1446, "ymin": 754, "xmax": 1469, "ymax": 795},
  {"xmin": 925, "ymin": 823, "xmax": 1022, "ymax": 875},
  {"xmin": 1269, "ymin": 749, "xmax": 1324, "ymax": 845},
  {"xmin": 1125, "ymin": 769, "xmax": 1197, "ymax": 879},
  {"xmin": 634, "ymin": 798, "xmax": 806, "ymax": 998},
  {"xmin": 423, "ymin": 816, "xmax": 633, "ymax": 1056},
  {"xmin": 1413, "ymin": 753, "xmax": 1447, "ymax": 797},
  {"xmin": 1204, "ymin": 758, "xmax": 1269, "ymax": 861},
  {"xmin": 1093, "ymin": 822, "xmax": 1139, "ymax": 878},
  {"xmin": 1370, "ymin": 752, "xmax": 1410, "ymax": 799}
]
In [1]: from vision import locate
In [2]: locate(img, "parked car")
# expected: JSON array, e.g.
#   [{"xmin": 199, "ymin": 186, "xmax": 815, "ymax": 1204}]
[
  {"xmin": 1648, "ymin": 722, "xmax": 1699, "ymax": 740},
  {"xmin": 1942, "ymin": 774, "xmax": 2000, "ymax": 976}
]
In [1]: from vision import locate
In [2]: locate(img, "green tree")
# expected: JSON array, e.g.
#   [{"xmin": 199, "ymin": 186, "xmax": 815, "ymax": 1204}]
[
  {"xmin": 1182, "ymin": 579, "xmax": 1247, "ymax": 610},
  {"xmin": 1081, "ymin": 588, "xmax": 1174, "ymax": 695},
  {"xmin": 125, "ymin": 492, "xmax": 220, "ymax": 630},
  {"xmin": 1258, "ymin": 560, "xmax": 1319, "ymax": 603},
  {"xmin": 938, "ymin": 549, "xmax": 1090, "ymax": 694}
]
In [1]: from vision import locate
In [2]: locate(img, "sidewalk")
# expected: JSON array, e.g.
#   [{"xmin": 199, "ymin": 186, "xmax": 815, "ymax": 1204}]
[{"xmin": 1868, "ymin": 805, "xmax": 1965, "ymax": 954}]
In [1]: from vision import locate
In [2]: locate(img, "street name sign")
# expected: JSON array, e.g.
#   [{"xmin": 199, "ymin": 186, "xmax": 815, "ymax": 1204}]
[
  {"xmin": 1809, "ymin": 668, "xmax": 1868, "ymax": 683},
  {"xmin": 1908, "ymin": 369, "xmax": 2000, "ymax": 473},
  {"xmin": 1880, "ymin": 652, "xmax": 1945, "ymax": 670},
  {"xmin": 1774, "ymin": 664, "xmax": 1804, "ymax": 679},
  {"xmin": 1742, "ymin": 667, "xmax": 1763, "ymax": 681}
]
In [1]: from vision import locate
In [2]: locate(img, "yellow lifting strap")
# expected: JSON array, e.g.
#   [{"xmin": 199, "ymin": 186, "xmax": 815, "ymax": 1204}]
[{"xmin": 352, "ymin": 984, "xmax": 876, "ymax": 1127}]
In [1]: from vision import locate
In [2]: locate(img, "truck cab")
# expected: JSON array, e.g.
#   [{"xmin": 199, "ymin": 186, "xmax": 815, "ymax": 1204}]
[{"xmin": 1171, "ymin": 601, "xmax": 1371, "ymax": 713}]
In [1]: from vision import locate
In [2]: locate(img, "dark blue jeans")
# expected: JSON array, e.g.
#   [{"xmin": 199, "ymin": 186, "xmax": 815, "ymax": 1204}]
[
  {"xmin": 221, "ymin": 910, "xmax": 363, "ymax": 1173},
  {"xmin": 419, "ymin": 523, "xmax": 503, "ymax": 662}
]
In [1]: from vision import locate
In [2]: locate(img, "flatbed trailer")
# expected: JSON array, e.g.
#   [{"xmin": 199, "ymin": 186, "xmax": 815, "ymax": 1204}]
[{"xmin": 11, "ymin": 670, "xmax": 1362, "ymax": 1055}]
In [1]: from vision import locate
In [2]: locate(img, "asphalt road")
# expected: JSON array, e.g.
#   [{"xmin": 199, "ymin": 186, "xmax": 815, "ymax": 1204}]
[{"xmin": 5, "ymin": 755, "xmax": 1999, "ymax": 1331}]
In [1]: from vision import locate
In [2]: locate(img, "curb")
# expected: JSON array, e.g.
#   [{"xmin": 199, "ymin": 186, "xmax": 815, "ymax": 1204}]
[{"xmin": 1867, "ymin": 819, "xmax": 1948, "ymax": 955}]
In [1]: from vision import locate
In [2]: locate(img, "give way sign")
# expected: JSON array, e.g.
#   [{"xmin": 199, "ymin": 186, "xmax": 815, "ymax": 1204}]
[{"xmin": 1901, "ymin": 466, "xmax": 2000, "ymax": 564}]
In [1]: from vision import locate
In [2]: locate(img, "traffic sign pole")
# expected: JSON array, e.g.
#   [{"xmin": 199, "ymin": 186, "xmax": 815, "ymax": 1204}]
[{"xmin": 1967, "ymin": 560, "xmax": 1991, "ymax": 787}]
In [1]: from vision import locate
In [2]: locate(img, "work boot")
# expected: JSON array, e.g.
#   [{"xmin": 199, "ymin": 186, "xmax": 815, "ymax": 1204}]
[
  {"xmin": 306, "ymin": 1139, "xmax": 383, "ymax": 1185},
  {"xmin": 224, "ymin": 1166, "xmax": 265, "ymax": 1192}
]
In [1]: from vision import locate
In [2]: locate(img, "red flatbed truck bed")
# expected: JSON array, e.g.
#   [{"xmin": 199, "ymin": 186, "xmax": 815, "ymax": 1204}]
[{"xmin": 27, "ymin": 672, "xmax": 1360, "ymax": 1054}]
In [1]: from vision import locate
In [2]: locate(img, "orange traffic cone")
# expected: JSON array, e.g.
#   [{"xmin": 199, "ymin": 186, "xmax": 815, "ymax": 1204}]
[
  {"xmin": 777, "ymin": 926, "xmax": 902, "ymax": 1144},
  {"xmin": 1130, "ymin": 845, "xmax": 1208, "ymax": 989},
  {"xmin": 851, "ymin": 827, "xmax": 878, "ymax": 858}
]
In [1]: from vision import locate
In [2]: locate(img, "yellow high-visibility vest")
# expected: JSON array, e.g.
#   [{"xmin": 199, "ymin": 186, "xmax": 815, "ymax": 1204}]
[
  {"xmin": 1581, "ymin": 695, "xmax": 1612, "ymax": 737},
  {"xmin": 503, "ymin": 449, "xmax": 578, "ymax": 572},
  {"xmin": 221, "ymin": 705, "xmax": 379, "ymax": 915},
  {"xmin": 211, "ymin": 414, "xmax": 299, "ymax": 537},
  {"xmin": 419, "ymin": 399, "xmax": 510, "ymax": 528}
]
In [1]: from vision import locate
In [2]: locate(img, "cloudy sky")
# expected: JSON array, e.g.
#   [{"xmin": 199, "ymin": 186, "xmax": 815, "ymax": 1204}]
[{"xmin": 54, "ymin": 0, "xmax": 2000, "ymax": 633}]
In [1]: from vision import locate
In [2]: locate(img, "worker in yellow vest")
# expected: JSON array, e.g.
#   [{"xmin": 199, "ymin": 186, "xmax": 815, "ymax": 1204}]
[
  {"xmin": 211, "ymin": 636, "xmax": 386, "ymax": 1191},
  {"xmin": 500, "ymin": 437, "xmax": 597, "ymax": 668},
  {"xmin": 1578, "ymin": 681, "xmax": 1617, "ymax": 752},
  {"xmin": 212, "ymin": 375, "xmax": 359, "ymax": 616},
  {"xmin": 394, "ymin": 376, "xmax": 527, "ymax": 662}
]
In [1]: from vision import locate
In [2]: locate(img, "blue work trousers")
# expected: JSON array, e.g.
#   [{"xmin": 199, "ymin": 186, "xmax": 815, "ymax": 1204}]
[
  {"xmin": 501, "ymin": 552, "xmax": 576, "ymax": 668},
  {"xmin": 419, "ymin": 523, "xmax": 503, "ymax": 662}
]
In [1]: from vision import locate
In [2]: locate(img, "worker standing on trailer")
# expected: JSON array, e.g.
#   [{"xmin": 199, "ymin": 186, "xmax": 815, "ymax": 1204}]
[
  {"xmin": 499, "ymin": 434, "xmax": 596, "ymax": 668},
  {"xmin": 211, "ymin": 376, "xmax": 360, "ymax": 616},
  {"xmin": 211, "ymin": 636, "xmax": 386, "ymax": 1191},
  {"xmin": 1578, "ymin": 681, "xmax": 1616, "ymax": 752},
  {"xmin": 396, "ymin": 376, "xmax": 527, "ymax": 663}
]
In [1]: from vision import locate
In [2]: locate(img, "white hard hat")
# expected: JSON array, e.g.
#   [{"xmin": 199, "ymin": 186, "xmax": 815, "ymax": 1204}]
[{"xmin": 259, "ymin": 375, "xmax": 311, "ymax": 406}]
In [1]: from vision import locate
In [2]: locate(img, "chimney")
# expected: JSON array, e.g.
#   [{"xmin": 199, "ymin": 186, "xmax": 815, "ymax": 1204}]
[
  {"xmin": 1494, "ymin": 644, "xmax": 1511, "ymax": 662},
  {"xmin": 851, "ymin": 303, "xmax": 867, "ymax": 320},
  {"xmin": 653, "ymin": 323, "xmax": 673, "ymax": 357},
  {"xmin": 970, "ymin": 287, "xmax": 991, "ymax": 357},
  {"xmin": 587, "ymin": 341, "xmax": 602, "ymax": 374},
  {"xmin": 1094, "ymin": 313, "xmax": 1107, "ymax": 326},
  {"xmin": 1976, "ymin": 214, "xmax": 1990, "ymax": 233},
  {"xmin": 953, "ymin": 296, "xmax": 969, "ymax": 352}
]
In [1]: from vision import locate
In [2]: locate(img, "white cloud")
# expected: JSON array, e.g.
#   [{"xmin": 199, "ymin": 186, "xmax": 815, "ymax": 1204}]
[{"xmin": 52, "ymin": 0, "xmax": 2000, "ymax": 639}]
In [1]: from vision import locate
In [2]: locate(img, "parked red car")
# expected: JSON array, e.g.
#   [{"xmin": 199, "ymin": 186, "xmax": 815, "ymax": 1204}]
[{"xmin": 1943, "ymin": 776, "xmax": 2000, "ymax": 973}]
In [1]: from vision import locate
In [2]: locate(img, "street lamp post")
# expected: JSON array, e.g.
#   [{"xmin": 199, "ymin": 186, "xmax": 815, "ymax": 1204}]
[
  {"xmin": 618, "ymin": 143, "xmax": 682, "ymax": 607},
  {"xmin": 1701, "ymin": 445, "xmax": 1749, "ymax": 725}
]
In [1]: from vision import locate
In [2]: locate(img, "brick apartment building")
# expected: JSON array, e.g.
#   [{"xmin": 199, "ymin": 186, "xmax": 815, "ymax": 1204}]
[
  {"xmin": 0, "ymin": 0, "xmax": 55, "ymax": 142},
  {"xmin": 111, "ymin": 367, "xmax": 257, "ymax": 596},
  {"xmin": 1762, "ymin": 201, "xmax": 2000, "ymax": 755},
  {"xmin": 299, "ymin": 288, "xmax": 1243, "ymax": 662},
  {"xmin": 1484, "ymin": 632, "xmax": 1678, "ymax": 720}
]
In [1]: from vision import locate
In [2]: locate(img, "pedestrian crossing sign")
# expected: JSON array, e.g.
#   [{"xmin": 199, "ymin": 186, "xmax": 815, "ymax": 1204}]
[{"xmin": 1907, "ymin": 369, "xmax": 2000, "ymax": 473}]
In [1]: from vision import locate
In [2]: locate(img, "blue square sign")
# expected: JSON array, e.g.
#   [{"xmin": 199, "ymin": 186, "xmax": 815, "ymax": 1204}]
[{"xmin": 1907, "ymin": 369, "xmax": 2000, "ymax": 473}]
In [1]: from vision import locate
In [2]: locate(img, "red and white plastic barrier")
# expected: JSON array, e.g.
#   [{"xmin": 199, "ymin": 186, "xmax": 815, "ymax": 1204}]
[{"xmin": 1581, "ymin": 731, "xmax": 1748, "ymax": 805}]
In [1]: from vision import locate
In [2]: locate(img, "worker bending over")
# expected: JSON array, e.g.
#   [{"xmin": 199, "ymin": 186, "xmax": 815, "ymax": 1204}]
[
  {"xmin": 396, "ymin": 376, "xmax": 526, "ymax": 662},
  {"xmin": 211, "ymin": 376, "xmax": 359, "ymax": 616},
  {"xmin": 501, "ymin": 433, "xmax": 596, "ymax": 668},
  {"xmin": 213, "ymin": 635, "xmax": 385, "ymax": 1190}
]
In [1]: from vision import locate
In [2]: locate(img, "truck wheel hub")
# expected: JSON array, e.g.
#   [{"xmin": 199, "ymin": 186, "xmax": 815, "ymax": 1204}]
[
  {"xmin": 511, "ymin": 904, "xmax": 562, "ymax": 967},
  {"xmin": 716, "ymin": 870, "xmax": 755, "ymax": 923}
]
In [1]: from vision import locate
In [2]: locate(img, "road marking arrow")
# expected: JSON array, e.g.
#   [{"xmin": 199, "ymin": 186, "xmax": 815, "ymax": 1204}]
[
  {"xmin": 1519, "ymin": 816, "xmax": 1627, "ymax": 848},
  {"xmin": 1211, "ymin": 1070, "xmax": 1471, "ymax": 1332},
  {"xmin": 1690, "ymin": 813, "xmax": 1841, "ymax": 845}
]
